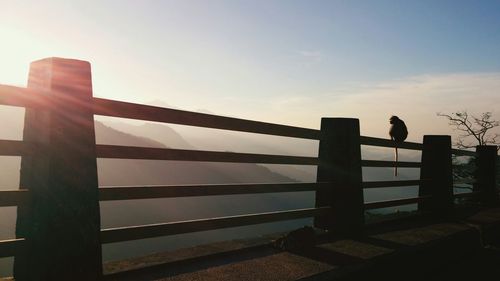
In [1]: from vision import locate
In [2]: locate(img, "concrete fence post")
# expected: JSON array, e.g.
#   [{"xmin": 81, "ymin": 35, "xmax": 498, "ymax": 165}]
[
  {"xmin": 314, "ymin": 118, "xmax": 364, "ymax": 236},
  {"xmin": 418, "ymin": 135, "xmax": 454, "ymax": 217},
  {"xmin": 475, "ymin": 145, "xmax": 499, "ymax": 206},
  {"xmin": 14, "ymin": 58, "xmax": 102, "ymax": 280}
]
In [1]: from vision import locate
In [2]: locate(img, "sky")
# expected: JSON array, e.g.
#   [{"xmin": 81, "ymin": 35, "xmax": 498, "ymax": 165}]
[{"xmin": 1, "ymin": 0, "xmax": 500, "ymax": 142}]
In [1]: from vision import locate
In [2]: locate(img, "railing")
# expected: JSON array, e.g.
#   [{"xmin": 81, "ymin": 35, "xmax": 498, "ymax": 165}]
[
  {"xmin": 0, "ymin": 139, "xmax": 30, "ymax": 259},
  {"xmin": 0, "ymin": 58, "xmax": 498, "ymax": 281}
]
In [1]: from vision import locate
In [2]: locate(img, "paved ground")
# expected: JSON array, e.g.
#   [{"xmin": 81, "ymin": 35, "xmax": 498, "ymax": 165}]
[
  {"xmin": 420, "ymin": 246, "xmax": 500, "ymax": 281},
  {"xmin": 157, "ymin": 252, "xmax": 334, "ymax": 281}
]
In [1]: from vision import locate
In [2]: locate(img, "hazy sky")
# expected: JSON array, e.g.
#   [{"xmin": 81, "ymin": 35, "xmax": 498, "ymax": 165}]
[{"xmin": 1, "ymin": 0, "xmax": 499, "ymax": 141}]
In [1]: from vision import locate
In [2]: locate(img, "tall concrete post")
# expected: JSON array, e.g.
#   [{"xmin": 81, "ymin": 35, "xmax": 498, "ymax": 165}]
[
  {"xmin": 418, "ymin": 135, "xmax": 454, "ymax": 217},
  {"xmin": 15, "ymin": 58, "xmax": 102, "ymax": 280},
  {"xmin": 475, "ymin": 145, "xmax": 499, "ymax": 206},
  {"xmin": 314, "ymin": 118, "xmax": 364, "ymax": 236}
]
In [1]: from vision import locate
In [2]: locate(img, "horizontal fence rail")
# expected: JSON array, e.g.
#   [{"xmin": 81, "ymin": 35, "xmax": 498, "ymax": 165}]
[
  {"xmin": 361, "ymin": 160, "xmax": 421, "ymax": 168},
  {"xmin": 0, "ymin": 86, "xmax": 322, "ymax": 139},
  {"xmin": 454, "ymin": 179, "xmax": 476, "ymax": 185},
  {"xmin": 99, "ymin": 182, "xmax": 328, "ymax": 201},
  {"xmin": 101, "ymin": 207, "xmax": 331, "ymax": 243},
  {"xmin": 0, "ymin": 84, "xmax": 96, "ymax": 112},
  {"xmin": 364, "ymin": 196, "xmax": 432, "ymax": 210},
  {"xmin": 454, "ymin": 192, "xmax": 480, "ymax": 199},
  {"xmin": 0, "ymin": 238, "xmax": 25, "ymax": 258},
  {"xmin": 451, "ymin": 148, "xmax": 477, "ymax": 157},
  {"xmin": 96, "ymin": 145, "xmax": 319, "ymax": 165},
  {"xmin": 0, "ymin": 84, "xmax": 49, "ymax": 109},
  {"xmin": 360, "ymin": 136, "xmax": 424, "ymax": 150},
  {"xmin": 0, "ymin": 140, "xmax": 35, "ymax": 156},
  {"xmin": 0, "ymin": 190, "xmax": 30, "ymax": 207},
  {"xmin": 362, "ymin": 180, "xmax": 426, "ymax": 189},
  {"xmin": 93, "ymin": 98, "xmax": 321, "ymax": 140}
]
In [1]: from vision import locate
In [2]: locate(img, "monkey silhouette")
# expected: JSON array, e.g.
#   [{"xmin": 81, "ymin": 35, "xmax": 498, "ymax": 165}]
[{"xmin": 389, "ymin": 116, "xmax": 408, "ymax": 176}]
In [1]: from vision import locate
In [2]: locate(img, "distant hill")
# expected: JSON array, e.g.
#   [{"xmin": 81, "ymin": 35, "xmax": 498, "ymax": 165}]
[
  {"xmin": 95, "ymin": 121, "xmax": 295, "ymax": 187},
  {"xmin": 98, "ymin": 121, "xmax": 193, "ymax": 150}
]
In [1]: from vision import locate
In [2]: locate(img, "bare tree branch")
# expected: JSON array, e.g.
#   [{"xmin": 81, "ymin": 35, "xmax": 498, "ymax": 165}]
[
  {"xmin": 439, "ymin": 111, "xmax": 500, "ymax": 192},
  {"xmin": 437, "ymin": 111, "xmax": 500, "ymax": 149}
]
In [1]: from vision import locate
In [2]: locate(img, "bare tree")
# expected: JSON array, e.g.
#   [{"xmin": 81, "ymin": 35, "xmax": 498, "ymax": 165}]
[
  {"xmin": 437, "ymin": 111, "xmax": 500, "ymax": 192},
  {"xmin": 437, "ymin": 111, "xmax": 499, "ymax": 149}
]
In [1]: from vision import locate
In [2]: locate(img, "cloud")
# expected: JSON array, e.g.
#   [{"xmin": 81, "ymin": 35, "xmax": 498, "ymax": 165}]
[
  {"xmin": 344, "ymin": 73, "xmax": 500, "ymax": 115},
  {"xmin": 264, "ymin": 72, "xmax": 500, "ymax": 142},
  {"xmin": 297, "ymin": 50, "xmax": 324, "ymax": 62}
]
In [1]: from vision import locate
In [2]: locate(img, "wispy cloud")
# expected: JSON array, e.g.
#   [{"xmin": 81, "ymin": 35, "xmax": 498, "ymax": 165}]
[
  {"xmin": 263, "ymin": 72, "xmax": 500, "ymax": 141},
  {"xmin": 297, "ymin": 50, "xmax": 324, "ymax": 63},
  {"xmin": 347, "ymin": 73, "xmax": 500, "ymax": 141}
]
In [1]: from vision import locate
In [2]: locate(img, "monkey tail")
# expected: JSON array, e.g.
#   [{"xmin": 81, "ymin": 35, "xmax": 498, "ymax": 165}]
[{"xmin": 394, "ymin": 146, "xmax": 399, "ymax": 177}]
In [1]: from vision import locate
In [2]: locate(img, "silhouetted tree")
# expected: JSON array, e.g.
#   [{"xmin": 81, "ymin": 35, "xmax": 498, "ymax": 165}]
[
  {"xmin": 437, "ymin": 111, "xmax": 499, "ymax": 149},
  {"xmin": 437, "ymin": 111, "xmax": 500, "ymax": 192}
]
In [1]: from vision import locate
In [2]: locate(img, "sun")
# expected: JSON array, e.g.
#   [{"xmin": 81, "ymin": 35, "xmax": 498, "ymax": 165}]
[{"xmin": 0, "ymin": 25, "xmax": 65, "ymax": 87}]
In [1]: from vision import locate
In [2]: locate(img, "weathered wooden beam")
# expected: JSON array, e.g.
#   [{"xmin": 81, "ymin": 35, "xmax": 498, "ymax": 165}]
[
  {"xmin": 92, "ymin": 98, "xmax": 321, "ymax": 139},
  {"xmin": 0, "ymin": 140, "xmax": 35, "ymax": 156},
  {"xmin": 451, "ymin": 148, "xmax": 477, "ymax": 157},
  {"xmin": 454, "ymin": 192, "xmax": 480, "ymax": 199},
  {"xmin": 0, "ymin": 238, "xmax": 26, "ymax": 258},
  {"xmin": 96, "ymin": 145, "xmax": 319, "ymax": 165},
  {"xmin": 360, "ymin": 136, "xmax": 423, "ymax": 150},
  {"xmin": 0, "ymin": 190, "xmax": 30, "ymax": 207},
  {"xmin": 362, "ymin": 160, "xmax": 421, "ymax": 168},
  {"xmin": 99, "ymin": 182, "xmax": 327, "ymax": 201},
  {"xmin": 365, "ymin": 196, "xmax": 431, "ymax": 210},
  {"xmin": 101, "ymin": 207, "xmax": 330, "ymax": 243},
  {"xmin": 362, "ymin": 180, "xmax": 426, "ymax": 189}
]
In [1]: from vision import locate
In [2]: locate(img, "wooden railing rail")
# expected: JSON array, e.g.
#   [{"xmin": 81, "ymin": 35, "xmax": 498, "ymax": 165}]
[
  {"xmin": 452, "ymin": 148, "xmax": 477, "ymax": 157},
  {"xmin": 0, "ymin": 140, "xmax": 35, "ymax": 156},
  {"xmin": 360, "ymin": 136, "xmax": 423, "ymax": 150},
  {"xmin": 0, "ymin": 239, "xmax": 25, "ymax": 258},
  {"xmin": 454, "ymin": 192, "xmax": 481, "ymax": 199},
  {"xmin": 0, "ymin": 84, "xmax": 50, "ymax": 109},
  {"xmin": 362, "ymin": 180, "xmax": 426, "ymax": 189},
  {"xmin": 362, "ymin": 160, "xmax": 421, "ymax": 168},
  {"xmin": 454, "ymin": 179, "xmax": 476, "ymax": 185},
  {"xmin": 364, "ymin": 196, "xmax": 432, "ymax": 210},
  {"xmin": 99, "ymin": 182, "xmax": 326, "ymax": 201},
  {"xmin": 96, "ymin": 144, "xmax": 319, "ymax": 165},
  {"xmin": 93, "ymin": 97, "xmax": 322, "ymax": 140},
  {"xmin": 101, "ymin": 207, "xmax": 331, "ymax": 243},
  {"xmin": 0, "ymin": 190, "xmax": 30, "ymax": 207}
]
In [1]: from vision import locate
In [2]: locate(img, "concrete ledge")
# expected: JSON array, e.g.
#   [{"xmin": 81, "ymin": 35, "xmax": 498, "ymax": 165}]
[
  {"xmin": 158, "ymin": 252, "xmax": 334, "ymax": 281},
  {"xmin": 465, "ymin": 207, "xmax": 500, "ymax": 246},
  {"xmin": 104, "ymin": 222, "xmax": 481, "ymax": 281},
  {"xmin": 300, "ymin": 223, "xmax": 481, "ymax": 280},
  {"xmin": 103, "ymin": 235, "xmax": 280, "ymax": 275}
]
